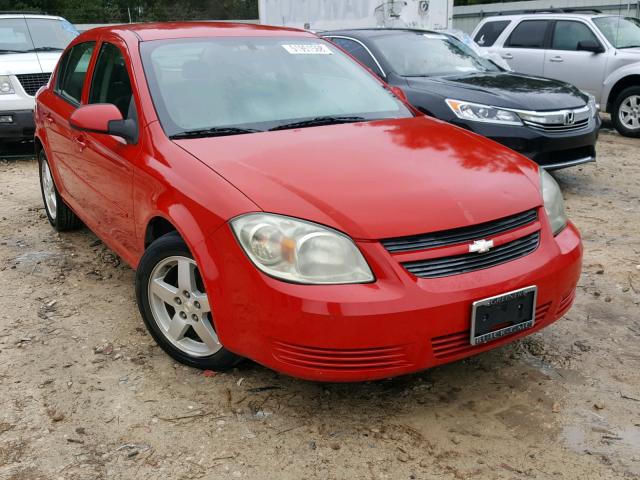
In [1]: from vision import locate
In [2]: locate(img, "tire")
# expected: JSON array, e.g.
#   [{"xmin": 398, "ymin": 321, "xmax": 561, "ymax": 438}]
[
  {"xmin": 135, "ymin": 232, "xmax": 242, "ymax": 370},
  {"xmin": 38, "ymin": 149, "xmax": 83, "ymax": 231},
  {"xmin": 612, "ymin": 86, "xmax": 640, "ymax": 138}
]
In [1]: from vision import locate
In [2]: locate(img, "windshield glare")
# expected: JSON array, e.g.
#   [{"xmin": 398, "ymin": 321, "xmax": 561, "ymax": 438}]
[
  {"xmin": 0, "ymin": 17, "xmax": 78, "ymax": 53},
  {"xmin": 140, "ymin": 37, "xmax": 411, "ymax": 136},
  {"xmin": 372, "ymin": 32, "xmax": 500, "ymax": 77},
  {"xmin": 594, "ymin": 16, "xmax": 640, "ymax": 48}
]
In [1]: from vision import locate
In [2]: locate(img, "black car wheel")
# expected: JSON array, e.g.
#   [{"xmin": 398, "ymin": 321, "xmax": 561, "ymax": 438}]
[
  {"xmin": 38, "ymin": 149, "xmax": 83, "ymax": 231},
  {"xmin": 135, "ymin": 232, "xmax": 243, "ymax": 370},
  {"xmin": 612, "ymin": 87, "xmax": 640, "ymax": 138}
]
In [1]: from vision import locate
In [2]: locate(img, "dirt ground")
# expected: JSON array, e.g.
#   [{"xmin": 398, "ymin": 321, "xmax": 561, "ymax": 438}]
[{"xmin": 0, "ymin": 126, "xmax": 639, "ymax": 480}]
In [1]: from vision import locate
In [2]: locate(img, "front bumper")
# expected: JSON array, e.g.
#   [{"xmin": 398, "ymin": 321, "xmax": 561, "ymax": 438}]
[
  {"xmin": 0, "ymin": 109, "xmax": 35, "ymax": 142},
  {"xmin": 456, "ymin": 115, "xmax": 600, "ymax": 170},
  {"xmin": 197, "ymin": 219, "xmax": 582, "ymax": 382}
]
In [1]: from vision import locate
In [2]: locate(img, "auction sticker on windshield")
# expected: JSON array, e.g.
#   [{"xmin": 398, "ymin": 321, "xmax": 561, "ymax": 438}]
[{"xmin": 282, "ymin": 44, "xmax": 333, "ymax": 54}]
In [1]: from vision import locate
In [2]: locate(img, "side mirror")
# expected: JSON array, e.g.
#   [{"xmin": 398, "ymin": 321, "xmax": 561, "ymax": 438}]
[
  {"xmin": 389, "ymin": 85, "xmax": 408, "ymax": 103},
  {"xmin": 577, "ymin": 40, "xmax": 604, "ymax": 54},
  {"xmin": 69, "ymin": 104, "xmax": 137, "ymax": 144}
]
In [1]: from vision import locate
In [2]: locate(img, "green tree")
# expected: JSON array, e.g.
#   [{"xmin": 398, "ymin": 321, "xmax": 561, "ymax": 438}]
[{"xmin": 0, "ymin": 0, "xmax": 258, "ymax": 23}]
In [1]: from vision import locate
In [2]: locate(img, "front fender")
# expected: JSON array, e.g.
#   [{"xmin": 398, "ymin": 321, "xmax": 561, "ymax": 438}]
[{"xmin": 133, "ymin": 122, "xmax": 260, "ymax": 268}]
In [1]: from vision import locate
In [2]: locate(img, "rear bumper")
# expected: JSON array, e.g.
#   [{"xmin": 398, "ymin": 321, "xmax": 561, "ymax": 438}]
[
  {"xmin": 197, "ymin": 220, "xmax": 582, "ymax": 382},
  {"xmin": 0, "ymin": 109, "xmax": 35, "ymax": 141},
  {"xmin": 458, "ymin": 115, "xmax": 600, "ymax": 170}
]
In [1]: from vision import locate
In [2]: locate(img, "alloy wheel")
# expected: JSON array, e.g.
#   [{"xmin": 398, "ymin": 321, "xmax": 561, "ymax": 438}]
[
  {"xmin": 619, "ymin": 95, "xmax": 640, "ymax": 130},
  {"xmin": 40, "ymin": 159, "xmax": 57, "ymax": 220},
  {"xmin": 147, "ymin": 255, "xmax": 221, "ymax": 357}
]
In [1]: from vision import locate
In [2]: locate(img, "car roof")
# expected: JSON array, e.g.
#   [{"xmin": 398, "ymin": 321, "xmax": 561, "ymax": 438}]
[
  {"xmin": 0, "ymin": 13, "xmax": 66, "ymax": 20},
  {"xmin": 84, "ymin": 22, "xmax": 314, "ymax": 42},
  {"xmin": 479, "ymin": 13, "xmax": 619, "ymax": 22},
  {"xmin": 322, "ymin": 28, "xmax": 441, "ymax": 38}
]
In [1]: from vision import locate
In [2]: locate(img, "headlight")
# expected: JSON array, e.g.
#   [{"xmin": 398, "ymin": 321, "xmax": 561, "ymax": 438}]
[
  {"xmin": 0, "ymin": 75, "xmax": 14, "ymax": 95},
  {"xmin": 230, "ymin": 213, "xmax": 374, "ymax": 284},
  {"xmin": 586, "ymin": 93, "xmax": 598, "ymax": 118},
  {"xmin": 445, "ymin": 99, "xmax": 522, "ymax": 125},
  {"xmin": 540, "ymin": 169, "xmax": 567, "ymax": 235}
]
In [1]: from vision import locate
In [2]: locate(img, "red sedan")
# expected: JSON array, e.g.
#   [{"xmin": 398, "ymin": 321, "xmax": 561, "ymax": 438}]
[{"xmin": 34, "ymin": 23, "xmax": 582, "ymax": 382}]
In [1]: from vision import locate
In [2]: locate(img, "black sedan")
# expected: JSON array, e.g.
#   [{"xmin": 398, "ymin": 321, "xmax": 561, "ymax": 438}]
[{"xmin": 321, "ymin": 29, "xmax": 600, "ymax": 170}]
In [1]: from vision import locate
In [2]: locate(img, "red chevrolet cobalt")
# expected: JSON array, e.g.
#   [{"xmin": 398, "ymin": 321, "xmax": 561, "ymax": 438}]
[{"xmin": 34, "ymin": 23, "xmax": 582, "ymax": 382}]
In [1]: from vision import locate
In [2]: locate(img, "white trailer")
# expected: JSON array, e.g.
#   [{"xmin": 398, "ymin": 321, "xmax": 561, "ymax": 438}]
[{"xmin": 258, "ymin": 0, "xmax": 453, "ymax": 31}]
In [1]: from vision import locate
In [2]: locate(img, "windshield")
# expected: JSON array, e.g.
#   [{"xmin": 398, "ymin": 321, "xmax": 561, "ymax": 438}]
[
  {"xmin": 0, "ymin": 17, "xmax": 78, "ymax": 53},
  {"xmin": 593, "ymin": 16, "xmax": 640, "ymax": 48},
  {"xmin": 140, "ymin": 37, "xmax": 411, "ymax": 137},
  {"xmin": 371, "ymin": 32, "xmax": 501, "ymax": 77}
]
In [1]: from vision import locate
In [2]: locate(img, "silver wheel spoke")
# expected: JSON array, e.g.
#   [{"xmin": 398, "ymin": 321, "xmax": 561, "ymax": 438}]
[
  {"xmin": 166, "ymin": 314, "xmax": 189, "ymax": 341},
  {"xmin": 192, "ymin": 317, "xmax": 220, "ymax": 352},
  {"xmin": 151, "ymin": 278, "xmax": 179, "ymax": 305},
  {"xmin": 177, "ymin": 258, "xmax": 197, "ymax": 292}
]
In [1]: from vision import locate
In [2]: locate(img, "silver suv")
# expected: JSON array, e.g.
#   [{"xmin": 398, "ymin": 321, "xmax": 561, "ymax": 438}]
[{"xmin": 472, "ymin": 13, "xmax": 640, "ymax": 137}]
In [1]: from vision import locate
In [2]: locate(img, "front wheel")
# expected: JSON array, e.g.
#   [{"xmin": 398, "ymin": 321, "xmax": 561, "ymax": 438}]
[
  {"xmin": 135, "ymin": 232, "xmax": 242, "ymax": 370},
  {"xmin": 612, "ymin": 86, "xmax": 640, "ymax": 137}
]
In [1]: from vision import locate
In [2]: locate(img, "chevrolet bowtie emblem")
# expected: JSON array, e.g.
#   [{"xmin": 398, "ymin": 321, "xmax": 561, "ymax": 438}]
[{"xmin": 469, "ymin": 239, "xmax": 494, "ymax": 254}]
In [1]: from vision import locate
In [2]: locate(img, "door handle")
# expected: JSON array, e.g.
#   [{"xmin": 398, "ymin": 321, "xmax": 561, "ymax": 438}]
[
  {"xmin": 74, "ymin": 135, "xmax": 87, "ymax": 151},
  {"xmin": 549, "ymin": 56, "xmax": 564, "ymax": 62},
  {"xmin": 501, "ymin": 53, "xmax": 513, "ymax": 59},
  {"xmin": 45, "ymin": 114, "xmax": 54, "ymax": 124}
]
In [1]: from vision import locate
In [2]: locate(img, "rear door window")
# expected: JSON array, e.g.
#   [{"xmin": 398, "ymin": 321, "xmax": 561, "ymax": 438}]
[
  {"xmin": 505, "ymin": 20, "xmax": 551, "ymax": 48},
  {"xmin": 55, "ymin": 41, "xmax": 95, "ymax": 104},
  {"xmin": 474, "ymin": 20, "xmax": 511, "ymax": 47},
  {"xmin": 329, "ymin": 37, "xmax": 384, "ymax": 78},
  {"xmin": 551, "ymin": 20, "xmax": 601, "ymax": 50}
]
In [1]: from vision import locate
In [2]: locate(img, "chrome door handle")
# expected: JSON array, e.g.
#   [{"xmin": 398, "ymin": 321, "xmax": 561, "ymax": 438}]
[
  {"xmin": 501, "ymin": 53, "xmax": 513, "ymax": 59},
  {"xmin": 549, "ymin": 56, "xmax": 564, "ymax": 62}
]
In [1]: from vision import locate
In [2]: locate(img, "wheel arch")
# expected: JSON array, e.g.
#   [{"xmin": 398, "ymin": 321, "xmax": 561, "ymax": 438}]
[
  {"xmin": 605, "ymin": 74, "xmax": 640, "ymax": 113},
  {"xmin": 139, "ymin": 205, "xmax": 220, "ymax": 279},
  {"xmin": 34, "ymin": 136, "xmax": 44, "ymax": 158},
  {"xmin": 144, "ymin": 215, "xmax": 180, "ymax": 249}
]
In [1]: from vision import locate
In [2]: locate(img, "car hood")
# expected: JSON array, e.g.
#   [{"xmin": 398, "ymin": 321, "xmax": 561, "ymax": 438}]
[
  {"xmin": 174, "ymin": 116, "xmax": 541, "ymax": 240},
  {"xmin": 406, "ymin": 72, "xmax": 587, "ymax": 111},
  {"xmin": 0, "ymin": 52, "xmax": 61, "ymax": 75}
]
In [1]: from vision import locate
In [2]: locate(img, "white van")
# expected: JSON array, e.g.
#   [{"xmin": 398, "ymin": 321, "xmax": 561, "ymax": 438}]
[{"xmin": 0, "ymin": 13, "xmax": 78, "ymax": 144}]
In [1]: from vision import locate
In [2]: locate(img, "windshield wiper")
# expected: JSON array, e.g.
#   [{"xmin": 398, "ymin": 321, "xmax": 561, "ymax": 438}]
[
  {"xmin": 0, "ymin": 48, "xmax": 28, "ymax": 54},
  {"xmin": 30, "ymin": 46, "xmax": 64, "ymax": 52},
  {"xmin": 269, "ymin": 116, "xmax": 366, "ymax": 131},
  {"xmin": 169, "ymin": 127, "xmax": 262, "ymax": 139}
]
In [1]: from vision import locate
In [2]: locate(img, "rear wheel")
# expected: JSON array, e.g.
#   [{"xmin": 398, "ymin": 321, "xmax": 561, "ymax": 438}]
[
  {"xmin": 612, "ymin": 87, "xmax": 640, "ymax": 137},
  {"xmin": 135, "ymin": 232, "xmax": 242, "ymax": 370},
  {"xmin": 38, "ymin": 149, "xmax": 82, "ymax": 231}
]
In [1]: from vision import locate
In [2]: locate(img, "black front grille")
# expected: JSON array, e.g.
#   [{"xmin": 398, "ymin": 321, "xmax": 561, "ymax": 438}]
[
  {"xmin": 16, "ymin": 72, "xmax": 51, "ymax": 96},
  {"xmin": 381, "ymin": 209, "xmax": 538, "ymax": 253},
  {"xmin": 402, "ymin": 232, "xmax": 540, "ymax": 278},
  {"xmin": 524, "ymin": 118, "xmax": 590, "ymax": 133}
]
